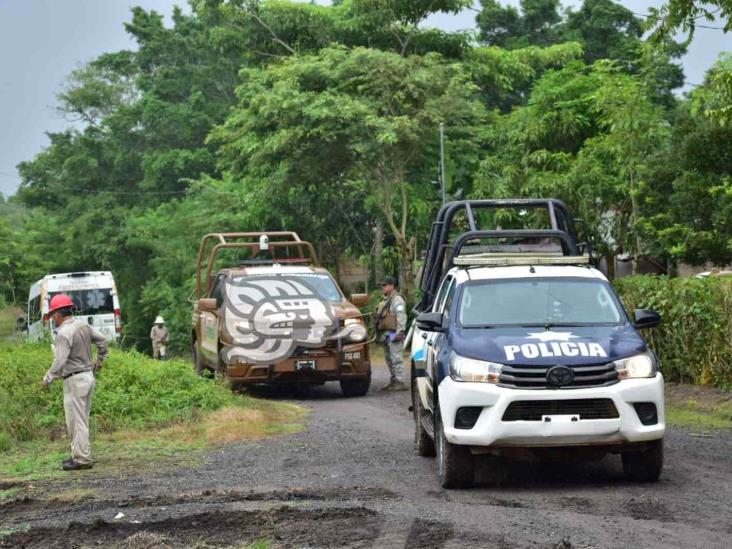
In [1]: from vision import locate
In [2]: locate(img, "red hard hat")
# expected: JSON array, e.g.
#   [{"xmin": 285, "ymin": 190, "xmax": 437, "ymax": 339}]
[{"xmin": 48, "ymin": 294, "xmax": 75, "ymax": 314}]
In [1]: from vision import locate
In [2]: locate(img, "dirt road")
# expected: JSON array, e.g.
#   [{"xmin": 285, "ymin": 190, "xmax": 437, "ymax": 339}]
[{"xmin": 2, "ymin": 361, "xmax": 732, "ymax": 548}]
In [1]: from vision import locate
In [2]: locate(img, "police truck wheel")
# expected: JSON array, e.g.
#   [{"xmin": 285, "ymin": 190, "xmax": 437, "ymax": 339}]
[
  {"xmin": 412, "ymin": 375, "xmax": 435, "ymax": 457},
  {"xmin": 436, "ymin": 408, "xmax": 474, "ymax": 488},
  {"xmin": 340, "ymin": 369, "xmax": 371, "ymax": 397},
  {"xmin": 622, "ymin": 439, "xmax": 663, "ymax": 482}
]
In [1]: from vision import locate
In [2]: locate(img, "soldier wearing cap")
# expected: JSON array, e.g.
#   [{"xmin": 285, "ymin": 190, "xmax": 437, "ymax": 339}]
[
  {"xmin": 375, "ymin": 276, "xmax": 408, "ymax": 391},
  {"xmin": 150, "ymin": 315, "xmax": 169, "ymax": 360},
  {"xmin": 42, "ymin": 294, "xmax": 108, "ymax": 470}
]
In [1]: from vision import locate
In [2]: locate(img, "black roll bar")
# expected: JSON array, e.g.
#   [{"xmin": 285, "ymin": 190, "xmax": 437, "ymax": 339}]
[{"xmin": 416, "ymin": 199, "xmax": 583, "ymax": 312}]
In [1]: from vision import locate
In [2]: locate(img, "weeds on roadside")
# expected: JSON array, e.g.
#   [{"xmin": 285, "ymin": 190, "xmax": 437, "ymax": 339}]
[{"xmin": 0, "ymin": 342, "xmax": 305, "ymax": 481}]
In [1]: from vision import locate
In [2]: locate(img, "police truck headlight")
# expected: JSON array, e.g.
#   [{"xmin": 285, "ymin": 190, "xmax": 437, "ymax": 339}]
[
  {"xmin": 450, "ymin": 353, "xmax": 503, "ymax": 383},
  {"xmin": 614, "ymin": 351, "xmax": 657, "ymax": 379},
  {"xmin": 343, "ymin": 318, "xmax": 367, "ymax": 342}
]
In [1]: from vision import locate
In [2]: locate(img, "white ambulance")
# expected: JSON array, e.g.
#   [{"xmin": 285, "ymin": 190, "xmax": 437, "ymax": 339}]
[{"xmin": 27, "ymin": 272, "xmax": 121, "ymax": 342}]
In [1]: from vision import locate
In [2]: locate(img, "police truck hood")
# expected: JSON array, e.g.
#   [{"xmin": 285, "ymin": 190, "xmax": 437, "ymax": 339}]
[{"xmin": 450, "ymin": 324, "xmax": 646, "ymax": 366}]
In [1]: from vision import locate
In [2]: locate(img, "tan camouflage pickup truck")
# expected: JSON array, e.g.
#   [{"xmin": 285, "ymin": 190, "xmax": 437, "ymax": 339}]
[{"xmin": 191, "ymin": 232, "xmax": 372, "ymax": 396}]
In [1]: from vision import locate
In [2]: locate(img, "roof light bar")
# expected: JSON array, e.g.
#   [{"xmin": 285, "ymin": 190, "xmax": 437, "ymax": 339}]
[{"xmin": 453, "ymin": 254, "xmax": 591, "ymax": 267}]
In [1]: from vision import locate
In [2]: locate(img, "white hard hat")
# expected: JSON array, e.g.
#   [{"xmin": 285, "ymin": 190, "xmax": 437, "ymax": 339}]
[{"xmin": 155, "ymin": 316, "xmax": 165, "ymax": 324}]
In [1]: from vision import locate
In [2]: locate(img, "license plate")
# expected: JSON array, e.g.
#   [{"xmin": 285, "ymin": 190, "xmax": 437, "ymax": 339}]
[
  {"xmin": 295, "ymin": 360, "xmax": 316, "ymax": 371},
  {"xmin": 542, "ymin": 414, "xmax": 579, "ymax": 423}
]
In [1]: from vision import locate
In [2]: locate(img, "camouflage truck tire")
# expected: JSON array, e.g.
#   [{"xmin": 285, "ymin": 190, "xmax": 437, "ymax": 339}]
[
  {"xmin": 340, "ymin": 367, "xmax": 371, "ymax": 397},
  {"xmin": 192, "ymin": 342, "xmax": 204, "ymax": 377}
]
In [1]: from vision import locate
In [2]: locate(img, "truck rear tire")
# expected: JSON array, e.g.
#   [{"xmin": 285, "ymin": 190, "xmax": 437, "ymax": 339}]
[
  {"xmin": 622, "ymin": 438, "xmax": 663, "ymax": 482},
  {"xmin": 436, "ymin": 408, "xmax": 474, "ymax": 489},
  {"xmin": 340, "ymin": 370, "xmax": 371, "ymax": 397},
  {"xmin": 412, "ymin": 375, "xmax": 435, "ymax": 457},
  {"xmin": 192, "ymin": 343, "xmax": 204, "ymax": 377}
]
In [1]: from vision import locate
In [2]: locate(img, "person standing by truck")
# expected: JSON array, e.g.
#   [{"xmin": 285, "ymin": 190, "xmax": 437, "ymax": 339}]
[
  {"xmin": 375, "ymin": 276, "xmax": 408, "ymax": 391},
  {"xmin": 150, "ymin": 316, "xmax": 169, "ymax": 360},
  {"xmin": 42, "ymin": 294, "xmax": 108, "ymax": 471}
]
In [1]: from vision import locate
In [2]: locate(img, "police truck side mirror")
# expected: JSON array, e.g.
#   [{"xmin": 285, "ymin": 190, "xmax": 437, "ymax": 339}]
[
  {"xmin": 416, "ymin": 312, "xmax": 446, "ymax": 332},
  {"xmin": 633, "ymin": 309, "xmax": 660, "ymax": 329},
  {"xmin": 198, "ymin": 298, "xmax": 218, "ymax": 311}
]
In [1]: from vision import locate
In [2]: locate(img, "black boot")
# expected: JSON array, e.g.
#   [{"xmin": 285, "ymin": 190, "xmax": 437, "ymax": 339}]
[{"xmin": 62, "ymin": 460, "xmax": 93, "ymax": 471}]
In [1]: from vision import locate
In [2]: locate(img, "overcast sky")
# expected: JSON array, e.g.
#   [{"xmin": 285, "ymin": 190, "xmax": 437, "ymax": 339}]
[{"xmin": 1, "ymin": 0, "xmax": 730, "ymax": 198}]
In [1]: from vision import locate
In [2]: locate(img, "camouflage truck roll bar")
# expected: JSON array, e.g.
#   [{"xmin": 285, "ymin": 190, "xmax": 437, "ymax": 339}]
[
  {"xmin": 416, "ymin": 199, "xmax": 589, "ymax": 313},
  {"xmin": 195, "ymin": 232, "xmax": 320, "ymax": 297}
]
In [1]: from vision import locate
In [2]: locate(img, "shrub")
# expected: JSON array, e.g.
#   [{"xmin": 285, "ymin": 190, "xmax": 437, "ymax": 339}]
[
  {"xmin": 615, "ymin": 276, "xmax": 732, "ymax": 388},
  {"xmin": 0, "ymin": 342, "xmax": 236, "ymax": 445}
]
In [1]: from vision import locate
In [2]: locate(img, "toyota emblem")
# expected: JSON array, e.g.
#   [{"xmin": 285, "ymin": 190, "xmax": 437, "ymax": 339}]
[{"xmin": 546, "ymin": 365, "xmax": 575, "ymax": 387}]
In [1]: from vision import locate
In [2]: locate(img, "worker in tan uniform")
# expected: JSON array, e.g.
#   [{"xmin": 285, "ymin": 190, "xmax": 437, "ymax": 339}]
[
  {"xmin": 375, "ymin": 276, "xmax": 408, "ymax": 391},
  {"xmin": 150, "ymin": 316, "xmax": 169, "ymax": 360},
  {"xmin": 42, "ymin": 294, "xmax": 108, "ymax": 471}
]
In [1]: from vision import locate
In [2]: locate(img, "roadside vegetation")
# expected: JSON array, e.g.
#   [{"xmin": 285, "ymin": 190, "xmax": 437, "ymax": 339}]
[
  {"xmin": 665, "ymin": 383, "xmax": 732, "ymax": 430},
  {"xmin": 616, "ymin": 276, "xmax": 732, "ymax": 388},
  {"xmin": 0, "ymin": 342, "xmax": 305, "ymax": 482},
  {"xmin": 0, "ymin": 304, "xmax": 22, "ymax": 341}
]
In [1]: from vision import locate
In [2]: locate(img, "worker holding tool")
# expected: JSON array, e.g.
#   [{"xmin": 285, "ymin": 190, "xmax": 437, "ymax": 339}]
[{"xmin": 42, "ymin": 294, "xmax": 108, "ymax": 471}]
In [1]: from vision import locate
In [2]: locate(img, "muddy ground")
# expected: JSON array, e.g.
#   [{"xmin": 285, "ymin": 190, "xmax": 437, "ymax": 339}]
[{"xmin": 2, "ymin": 361, "xmax": 732, "ymax": 548}]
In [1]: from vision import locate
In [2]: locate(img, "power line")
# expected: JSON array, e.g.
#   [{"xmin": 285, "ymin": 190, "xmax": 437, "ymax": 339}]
[
  {"xmin": 629, "ymin": 10, "xmax": 726, "ymax": 30},
  {"xmin": 693, "ymin": 8, "xmax": 721, "ymax": 21},
  {"xmin": 60, "ymin": 184, "xmax": 239, "ymax": 197},
  {"xmin": 66, "ymin": 187, "xmax": 189, "ymax": 196},
  {"xmin": 466, "ymin": 2, "xmax": 726, "ymax": 31}
]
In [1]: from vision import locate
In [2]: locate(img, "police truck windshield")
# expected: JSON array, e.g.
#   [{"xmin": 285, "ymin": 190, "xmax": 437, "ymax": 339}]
[
  {"xmin": 49, "ymin": 289, "xmax": 115, "ymax": 315},
  {"xmin": 458, "ymin": 278, "xmax": 623, "ymax": 327}
]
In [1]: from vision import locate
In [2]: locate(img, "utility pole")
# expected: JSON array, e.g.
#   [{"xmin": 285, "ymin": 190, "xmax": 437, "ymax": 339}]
[{"xmin": 439, "ymin": 123, "xmax": 446, "ymax": 205}]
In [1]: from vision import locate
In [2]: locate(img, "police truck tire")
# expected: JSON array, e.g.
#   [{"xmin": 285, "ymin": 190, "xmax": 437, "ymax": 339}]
[
  {"xmin": 340, "ymin": 370, "xmax": 371, "ymax": 397},
  {"xmin": 412, "ymin": 375, "xmax": 435, "ymax": 457},
  {"xmin": 622, "ymin": 438, "xmax": 663, "ymax": 482},
  {"xmin": 436, "ymin": 408, "xmax": 474, "ymax": 488}
]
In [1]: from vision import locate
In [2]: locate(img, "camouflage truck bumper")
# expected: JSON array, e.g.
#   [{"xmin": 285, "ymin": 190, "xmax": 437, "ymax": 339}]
[{"xmin": 225, "ymin": 342, "xmax": 370, "ymax": 385}]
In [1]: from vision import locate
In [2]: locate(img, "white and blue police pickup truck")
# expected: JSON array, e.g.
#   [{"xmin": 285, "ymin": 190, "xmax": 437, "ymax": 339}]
[{"xmin": 410, "ymin": 200, "xmax": 664, "ymax": 488}]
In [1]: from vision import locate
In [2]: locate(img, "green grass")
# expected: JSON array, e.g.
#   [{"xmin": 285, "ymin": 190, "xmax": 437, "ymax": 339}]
[
  {"xmin": 246, "ymin": 541, "xmax": 272, "ymax": 549},
  {"xmin": 0, "ymin": 487, "xmax": 22, "ymax": 501},
  {"xmin": 0, "ymin": 342, "xmax": 306, "ymax": 482},
  {"xmin": 0, "ymin": 525, "xmax": 29, "ymax": 539},
  {"xmin": 665, "ymin": 399, "xmax": 732, "ymax": 430},
  {"xmin": 0, "ymin": 306, "xmax": 22, "ymax": 340}
]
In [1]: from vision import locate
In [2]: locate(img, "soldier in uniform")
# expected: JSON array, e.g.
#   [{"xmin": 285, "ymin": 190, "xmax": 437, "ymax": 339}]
[
  {"xmin": 150, "ymin": 316, "xmax": 169, "ymax": 360},
  {"xmin": 375, "ymin": 276, "xmax": 408, "ymax": 391}
]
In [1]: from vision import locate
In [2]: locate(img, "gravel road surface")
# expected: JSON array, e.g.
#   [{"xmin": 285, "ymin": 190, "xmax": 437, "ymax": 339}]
[{"xmin": 2, "ymin": 360, "xmax": 731, "ymax": 548}]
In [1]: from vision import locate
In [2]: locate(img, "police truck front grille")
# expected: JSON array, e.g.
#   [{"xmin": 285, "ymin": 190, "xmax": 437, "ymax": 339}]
[
  {"xmin": 502, "ymin": 399, "xmax": 619, "ymax": 421},
  {"xmin": 499, "ymin": 362, "xmax": 618, "ymax": 389}
]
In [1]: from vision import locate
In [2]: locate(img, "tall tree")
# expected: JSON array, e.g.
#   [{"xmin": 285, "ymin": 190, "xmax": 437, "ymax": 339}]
[
  {"xmin": 477, "ymin": 0, "xmax": 563, "ymax": 48},
  {"xmin": 473, "ymin": 61, "xmax": 670, "ymax": 275},
  {"xmin": 210, "ymin": 47, "xmax": 489, "ymax": 296},
  {"xmin": 476, "ymin": 0, "xmax": 685, "ymax": 105}
]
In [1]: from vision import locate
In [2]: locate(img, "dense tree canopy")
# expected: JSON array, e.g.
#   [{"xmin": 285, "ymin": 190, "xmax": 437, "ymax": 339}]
[
  {"xmin": 648, "ymin": 0, "xmax": 732, "ymax": 40},
  {"xmin": 477, "ymin": 0, "xmax": 686, "ymax": 105},
  {"xmin": 3, "ymin": 0, "xmax": 732, "ymax": 352}
]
